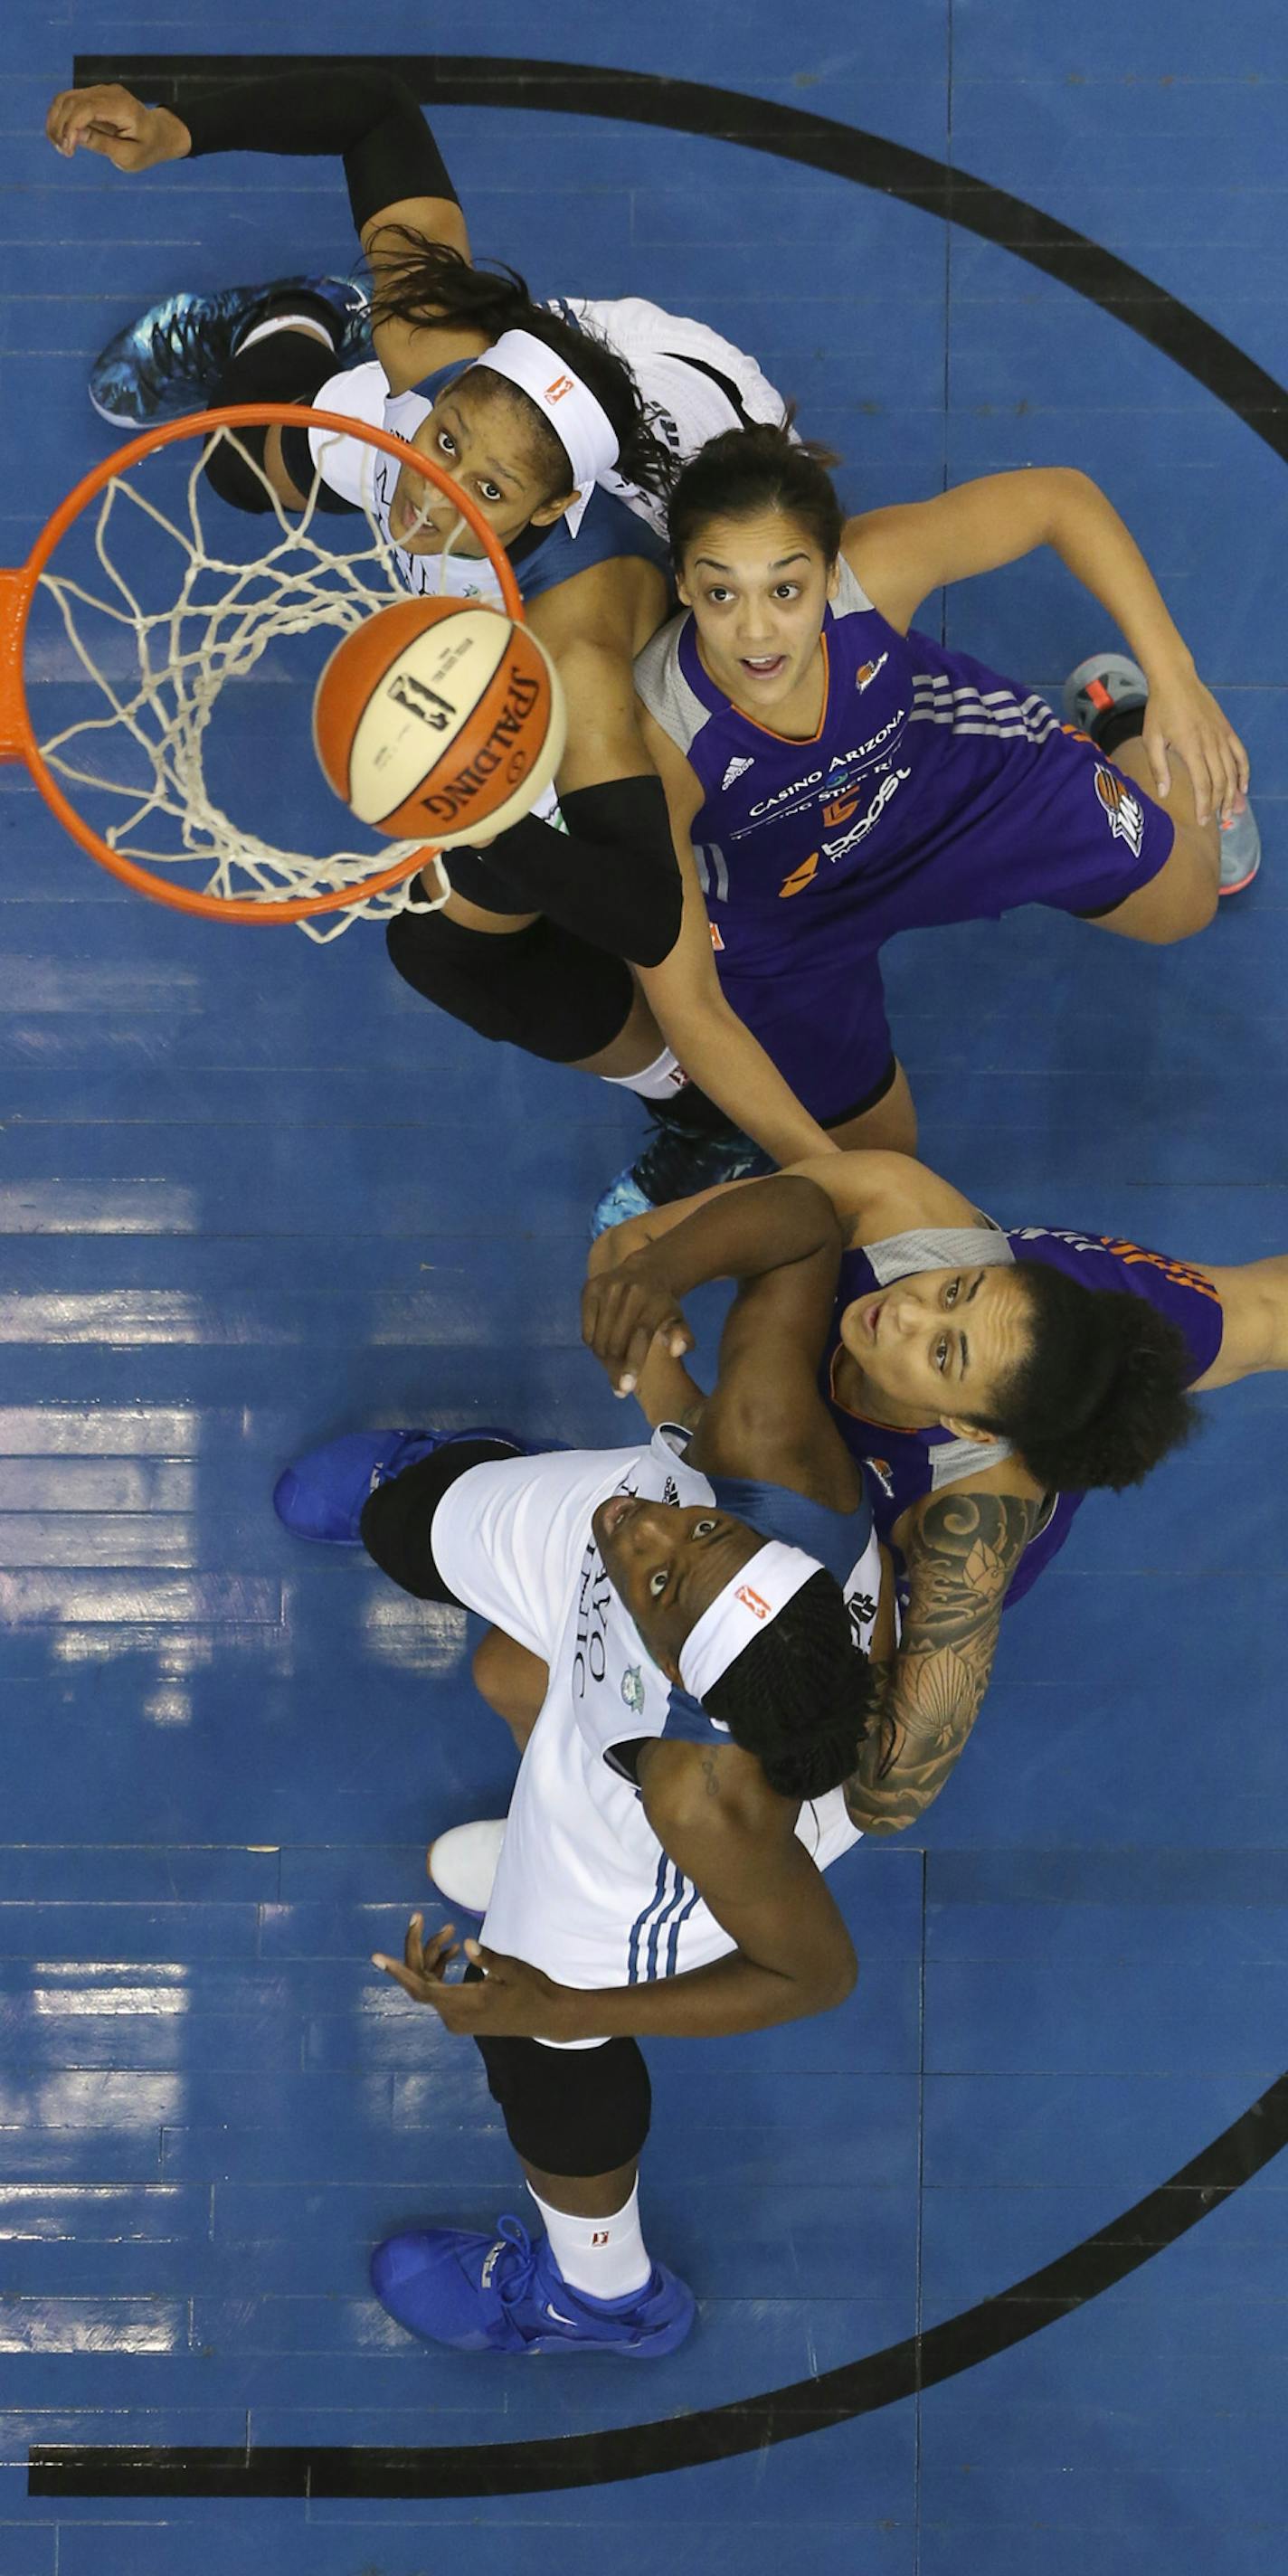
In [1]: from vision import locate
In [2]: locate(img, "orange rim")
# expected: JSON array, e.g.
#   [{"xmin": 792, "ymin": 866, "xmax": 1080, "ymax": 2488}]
[{"xmin": 0, "ymin": 404, "xmax": 528, "ymax": 922}]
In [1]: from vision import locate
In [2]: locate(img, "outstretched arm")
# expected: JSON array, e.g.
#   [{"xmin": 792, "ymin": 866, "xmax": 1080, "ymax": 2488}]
[
  {"xmin": 842, "ymin": 1485, "xmax": 1037, "ymax": 1837},
  {"xmin": 848, "ymin": 467, "xmax": 1248, "ymax": 824},
  {"xmin": 46, "ymin": 70, "xmax": 475, "ymax": 387}
]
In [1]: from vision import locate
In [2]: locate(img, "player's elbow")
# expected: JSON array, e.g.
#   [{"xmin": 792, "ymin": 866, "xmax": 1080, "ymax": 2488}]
[{"xmin": 811, "ymin": 1939, "xmax": 859, "ymax": 2013}]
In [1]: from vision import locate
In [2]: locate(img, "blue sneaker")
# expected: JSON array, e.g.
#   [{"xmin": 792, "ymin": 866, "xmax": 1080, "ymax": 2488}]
[
  {"xmin": 591, "ymin": 1099, "xmax": 772, "ymax": 1239},
  {"xmin": 273, "ymin": 1426, "xmax": 519, "ymax": 1545},
  {"xmin": 89, "ymin": 275, "xmax": 373, "ymax": 429},
  {"xmin": 371, "ymin": 2216, "xmax": 696, "ymax": 2356}
]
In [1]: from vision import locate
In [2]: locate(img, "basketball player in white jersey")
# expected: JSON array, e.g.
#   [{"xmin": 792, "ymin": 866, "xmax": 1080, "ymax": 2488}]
[
  {"xmin": 272, "ymin": 1175, "xmax": 889, "ymax": 2358},
  {"xmin": 47, "ymin": 67, "xmax": 839, "ymax": 1196}
]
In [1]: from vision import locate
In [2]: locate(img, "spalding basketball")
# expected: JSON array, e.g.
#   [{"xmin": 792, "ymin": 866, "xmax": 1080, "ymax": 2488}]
[{"xmin": 312, "ymin": 597, "xmax": 566, "ymax": 847}]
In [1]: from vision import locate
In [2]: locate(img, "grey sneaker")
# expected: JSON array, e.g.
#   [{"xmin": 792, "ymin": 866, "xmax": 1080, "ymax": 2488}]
[{"xmin": 1064, "ymin": 652, "xmax": 1259, "ymax": 896}]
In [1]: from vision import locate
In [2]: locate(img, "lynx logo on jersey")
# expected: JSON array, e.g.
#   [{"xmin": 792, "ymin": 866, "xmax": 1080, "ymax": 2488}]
[
  {"xmin": 620, "ymin": 1663, "xmax": 647, "ymax": 1716},
  {"xmin": 722, "ymin": 754, "xmax": 754, "ymax": 791},
  {"xmin": 1094, "ymin": 765, "xmax": 1145, "ymax": 857}
]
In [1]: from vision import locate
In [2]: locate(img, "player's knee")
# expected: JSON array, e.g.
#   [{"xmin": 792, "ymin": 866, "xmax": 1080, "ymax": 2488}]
[
  {"xmin": 385, "ymin": 908, "xmax": 634, "ymax": 1061},
  {"xmin": 1129, "ymin": 830, "xmax": 1220, "ymax": 943},
  {"xmin": 472, "ymin": 1628, "xmax": 547, "ymax": 1743},
  {"xmin": 202, "ymin": 427, "xmax": 280, "ymax": 516}
]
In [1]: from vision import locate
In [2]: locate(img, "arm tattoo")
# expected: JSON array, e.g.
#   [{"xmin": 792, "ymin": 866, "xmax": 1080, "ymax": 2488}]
[{"xmin": 845, "ymin": 1490, "xmax": 1036, "ymax": 1837}]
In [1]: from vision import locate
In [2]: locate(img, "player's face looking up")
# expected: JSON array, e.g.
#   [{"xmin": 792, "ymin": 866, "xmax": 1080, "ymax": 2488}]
[
  {"xmin": 389, "ymin": 382, "xmax": 575, "ymax": 558},
  {"xmin": 839, "ymin": 1264, "xmax": 1036, "ymax": 1427},
  {"xmin": 590, "ymin": 1496, "xmax": 763, "ymax": 1681},
  {"xmin": 677, "ymin": 507, "xmax": 838, "ymax": 717}
]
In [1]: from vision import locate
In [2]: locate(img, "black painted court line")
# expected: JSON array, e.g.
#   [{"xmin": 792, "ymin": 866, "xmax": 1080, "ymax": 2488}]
[
  {"xmin": 29, "ymin": 2069, "xmax": 1288, "ymax": 2496},
  {"xmin": 75, "ymin": 52, "xmax": 1288, "ymax": 455},
  {"xmin": 43, "ymin": 48, "xmax": 1288, "ymax": 2503}
]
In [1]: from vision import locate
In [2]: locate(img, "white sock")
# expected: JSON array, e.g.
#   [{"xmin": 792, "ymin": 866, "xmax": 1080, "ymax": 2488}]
[
  {"xmin": 234, "ymin": 311, "xmax": 337, "ymax": 356},
  {"xmin": 527, "ymin": 2180, "xmax": 651, "ymax": 2301},
  {"xmin": 601, "ymin": 1046, "xmax": 687, "ymax": 1103}
]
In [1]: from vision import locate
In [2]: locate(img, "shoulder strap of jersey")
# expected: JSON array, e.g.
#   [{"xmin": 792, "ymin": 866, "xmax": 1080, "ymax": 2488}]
[{"xmin": 635, "ymin": 611, "xmax": 710, "ymax": 755}]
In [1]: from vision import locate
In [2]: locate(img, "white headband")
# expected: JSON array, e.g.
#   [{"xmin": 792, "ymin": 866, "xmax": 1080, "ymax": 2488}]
[
  {"xmin": 469, "ymin": 329, "xmax": 620, "ymax": 535},
  {"xmin": 677, "ymin": 1541, "xmax": 819, "ymax": 1703}
]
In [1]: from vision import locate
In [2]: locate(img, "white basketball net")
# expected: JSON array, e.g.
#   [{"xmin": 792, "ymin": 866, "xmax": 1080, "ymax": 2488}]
[{"xmin": 33, "ymin": 422, "xmax": 483, "ymax": 942}]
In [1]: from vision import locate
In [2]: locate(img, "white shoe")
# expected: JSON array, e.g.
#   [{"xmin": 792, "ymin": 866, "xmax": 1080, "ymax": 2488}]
[{"xmin": 426, "ymin": 1817, "xmax": 507, "ymax": 1916}]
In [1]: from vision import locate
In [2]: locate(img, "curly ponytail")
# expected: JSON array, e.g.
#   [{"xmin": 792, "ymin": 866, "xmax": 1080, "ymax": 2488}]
[{"xmin": 367, "ymin": 232, "xmax": 678, "ymax": 507}]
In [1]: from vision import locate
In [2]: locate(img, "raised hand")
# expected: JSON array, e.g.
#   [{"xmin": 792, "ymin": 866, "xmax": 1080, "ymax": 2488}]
[
  {"xmin": 1141, "ymin": 662, "xmax": 1250, "ymax": 828},
  {"xmin": 45, "ymin": 83, "xmax": 190, "ymax": 174}
]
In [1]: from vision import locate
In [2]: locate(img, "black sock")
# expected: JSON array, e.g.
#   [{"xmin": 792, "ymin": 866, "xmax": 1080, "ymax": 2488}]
[{"xmin": 1090, "ymin": 700, "xmax": 1146, "ymax": 759}]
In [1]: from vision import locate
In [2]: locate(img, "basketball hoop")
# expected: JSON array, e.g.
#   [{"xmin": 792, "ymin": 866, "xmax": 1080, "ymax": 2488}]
[{"xmin": 0, "ymin": 404, "xmax": 533, "ymax": 940}]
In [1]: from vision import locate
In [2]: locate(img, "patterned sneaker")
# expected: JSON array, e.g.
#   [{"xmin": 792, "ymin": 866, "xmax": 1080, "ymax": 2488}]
[
  {"xmin": 427, "ymin": 1818, "xmax": 507, "ymax": 1916},
  {"xmin": 1064, "ymin": 651, "xmax": 1260, "ymax": 895},
  {"xmin": 88, "ymin": 274, "xmax": 372, "ymax": 428},
  {"xmin": 272, "ymin": 1426, "xmax": 519, "ymax": 1545},
  {"xmin": 590, "ymin": 1095, "xmax": 772, "ymax": 1239},
  {"xmin": 371, "ymin": 2216, "xmax": 696, "ymax": 2356}
]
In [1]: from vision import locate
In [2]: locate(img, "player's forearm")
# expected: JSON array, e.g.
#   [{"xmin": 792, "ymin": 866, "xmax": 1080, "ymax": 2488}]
[
  {"xmin": 640, "ymin": 1173, "xmax": 843, "ymax": 1306},
  {"xmin": 166, "ymin": 69, "xmax": 458, "ymax": 237},
  {"xmin": 1046, "ymin": 469, "xmax": 1195, "ymax": 682},
  {"xmin": 551, "ymin": 1942, "xmax": 857, "ymax": 2041}
]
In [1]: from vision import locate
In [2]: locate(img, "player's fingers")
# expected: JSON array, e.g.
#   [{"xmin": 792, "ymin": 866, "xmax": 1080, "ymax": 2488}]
[
  {"xmin": 1141, "ymin": 713, "xmax": 1170, "ymax": 805},
  {"xmin": 371, "ymin": 1953, "xmax": 434, "ymax": 2003},
  {"xmin": 403, "ymin": 1911, "xmax": 428, "ymax": 1975},
  {"xmin": 1218, "ymin": 729, "xmax": 1247, "ymax": 818},
  {"xmin": 1189, "ymin": 738, "xmax": 1219, "ymax": 829}
]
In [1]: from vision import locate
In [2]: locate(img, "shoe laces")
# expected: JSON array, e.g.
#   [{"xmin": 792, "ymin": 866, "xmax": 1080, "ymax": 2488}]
[
  {"xmin": 487, "ymin": 2215, "xmax": 541, "ymax": 2313},
  {"xmin": 147, "ymin": 301, "xmax": 237, "ymax": 386}
]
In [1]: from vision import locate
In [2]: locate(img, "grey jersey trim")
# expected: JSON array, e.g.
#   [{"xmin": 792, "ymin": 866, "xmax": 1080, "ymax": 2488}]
[
  {"xmin": 860, "ymin": 1222, "xmax": 1016, "ymax": 1487},
  {"xmin": 634, "ymin": 614, "xmax": 706, "ymax": 756}
]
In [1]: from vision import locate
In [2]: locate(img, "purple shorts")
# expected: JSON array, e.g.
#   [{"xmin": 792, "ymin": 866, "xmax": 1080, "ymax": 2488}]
[{"xmin": 715, "ymin": 708, "xmax": 1174, "ymax": 1122}]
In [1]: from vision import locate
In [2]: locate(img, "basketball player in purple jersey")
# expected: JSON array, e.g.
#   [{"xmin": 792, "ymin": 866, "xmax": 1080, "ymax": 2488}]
[
  {"xmin": 601, "ymin": 424, "xmax": 1259, "ymax": 1220},
  {"xmin": 587, "ymin": 1148, "xmax": 1285, "ymax": 1833}
]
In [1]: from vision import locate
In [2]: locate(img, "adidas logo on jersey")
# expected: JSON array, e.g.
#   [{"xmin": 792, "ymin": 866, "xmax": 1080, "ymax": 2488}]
[{"xmin": 721, "ymin": 754, "xmax": 754, "ymax": 791}]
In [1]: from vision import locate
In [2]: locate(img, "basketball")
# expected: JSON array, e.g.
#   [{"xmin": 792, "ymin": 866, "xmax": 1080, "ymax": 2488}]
[{"xmin": 312, "ymin": 596, "xmax": 566, "ymax": 847}]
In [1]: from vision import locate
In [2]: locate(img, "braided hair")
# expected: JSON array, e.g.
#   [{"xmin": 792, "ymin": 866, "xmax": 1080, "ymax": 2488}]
[
  {"xmin": 961, "ymin": 1260, "xmax": 1200, "ymax": 1492},
  {"xmin": 368, "ymin": 234, "xmax": 678, "ymax": 507},
  {"xmin": 703, "ymin": 1567, "xmax": 866, "ymax": 1801}
]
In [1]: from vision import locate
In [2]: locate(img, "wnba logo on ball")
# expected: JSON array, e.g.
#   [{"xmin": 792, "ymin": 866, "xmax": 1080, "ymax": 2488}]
[
  {"xmin": 418, "ymin": 666, "xmax": 544, "ymax": 825},
  {"xmin": 315, "ymin": 596, "xmax": 566, "ymax": 848}
]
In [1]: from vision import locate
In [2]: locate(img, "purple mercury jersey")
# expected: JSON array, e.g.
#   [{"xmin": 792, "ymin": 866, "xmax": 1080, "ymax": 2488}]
[
  {"xmin": 820, "ymin": 1218, "xmax": 1224, "ymax": 1606},
  {"xmin": 635, "ymin": 560, "xmax": 1175, "ymax": 1121}
]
